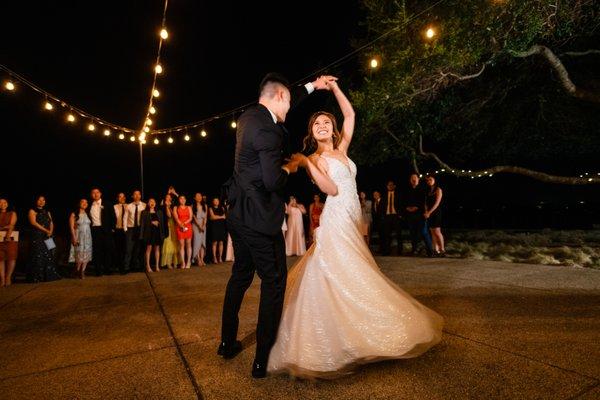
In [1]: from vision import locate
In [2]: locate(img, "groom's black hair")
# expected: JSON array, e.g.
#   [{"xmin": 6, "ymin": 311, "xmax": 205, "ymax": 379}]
[{"xmin": 259, "ymin": 73, "xmax": 290, "ymax": 96}]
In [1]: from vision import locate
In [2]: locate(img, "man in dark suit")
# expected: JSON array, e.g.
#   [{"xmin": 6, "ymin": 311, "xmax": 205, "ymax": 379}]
[
  {"xmin": 219, "ymin": 73, "xmax": 335, "ymax": 378},
  {"xmin": 379, "ymin": 180, "xmax": 403, "ymax": 255},
  {"xmin": 371, "ymin": 190, "xmax": 383, "ymax": 251},
  {"xmin": 89, "ymin": 188, "xmax": 116, "ymax": 276}
]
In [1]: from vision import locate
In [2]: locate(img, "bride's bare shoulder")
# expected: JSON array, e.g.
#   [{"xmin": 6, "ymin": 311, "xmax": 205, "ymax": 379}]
[{"xmin": 308, "ymin": 153, "xmax": 329, "ymax": 171}]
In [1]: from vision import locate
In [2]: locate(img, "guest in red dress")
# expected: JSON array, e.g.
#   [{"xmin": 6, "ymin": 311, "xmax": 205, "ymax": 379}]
[
  {"xmin": 173, "ymin": 195, "xmax": 193, "ymax": 269},
  {"xmin": 308, "ymin": 194, "xmax": 324, "ymax": 245}
]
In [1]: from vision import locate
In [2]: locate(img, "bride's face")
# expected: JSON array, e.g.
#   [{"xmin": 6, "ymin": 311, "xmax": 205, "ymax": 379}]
[{"xmin": 312, "ymin": 115, "xmax": 334, "ymax": 143}]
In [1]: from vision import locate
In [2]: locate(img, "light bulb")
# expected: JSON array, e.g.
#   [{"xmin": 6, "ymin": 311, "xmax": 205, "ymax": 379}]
[
  {"xmin": 168, "ymin": 137, "xmax": 174, "ymax": 144},
  {"xmin": 88, "ymin": 123, "xmax": 96, "ymax": 131},
  {"xmin": 44, "ymin": 101, "xmax": 54, "ymax": 111},
  {"xmin": 154, "ymin": 138, "xmax": 160, "ymax": 145},
  {"xmin": 426, "ymin": 27, "xmax": 436, "ymax": 39},
  {"xmin": 160, "ymin": 28, "xmax": 168, "ymax": 39},
  {"xmin": 130, "ymin": 136, "xmax": 136, "ymax": 142},
  {"xmin": 153, "ymin": 89, "xmax": 160, "ymax": 97},
  {"xmin": 143, "ymin": 126, "xmax": 150, "ymax": 133},
  {"xmin": 4, "ymin": 81, "xmax": 15, "ymax": 91},
  {"xmin": 370, "ymin": 58, "xmax": 379, "ymax": 69},
  {"xmin": 103, "ymin": 129, "xmax": 111, "ymax": 136},
  {"xmin": 155, "ymin": 64, "xmax": 163, "ymax": 74},
  {"xmin": 184, "ymin": 134, "xmax": 190, "ymax": 141},
  {"xmin": 149, "ymin": 106, "xmax": 156, "ymax": 114},
  {"xmin": 67, "ymin": 114, "xmax": 76, "ymax": 122},
  {"xmin": 146, "ymin": 118, "xmax": 153, "ymax": 126},
  {"xmin": 200, "ymin": 130, "xmax": 207, "ymax": 137},
  {"xmin": 231, "ymin": 121, "xmax": 237, "ymax": 129},
  {"xmin": 118, "ymin": 133, "xmax": 125, "ymax": 140},
  {"xmin": 139, "ymin": 132, "xmax": 146, "ymax": 141}
]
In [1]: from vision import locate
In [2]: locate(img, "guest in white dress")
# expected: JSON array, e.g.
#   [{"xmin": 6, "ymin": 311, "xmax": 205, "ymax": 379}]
[
  {"xmin": 192, "ymin": 193, "xmax": 207, "ymax": 266},
  {"xmin": 359, "ymin": 191, "xmax": 373, "ymax": 245},
  {"xmin": 69, "ymin": 199, "xmax": 93, "ymax": 279},
  {"xmin": 284, "ymin": 196, "xmax": 307, "ymax": 256}
]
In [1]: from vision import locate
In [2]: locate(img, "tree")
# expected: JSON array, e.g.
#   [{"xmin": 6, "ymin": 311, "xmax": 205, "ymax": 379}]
[{"xmin": 350, "ymin": 0, "xmax": 600, "ymax": 184}]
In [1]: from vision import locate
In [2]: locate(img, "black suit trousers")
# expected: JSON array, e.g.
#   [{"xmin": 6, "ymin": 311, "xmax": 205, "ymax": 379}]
[
  {"xmin": 221, "ymin": 216, "xmax": 287, "ymax": 365},
  {"xmin": 91, "ymin": 227, "xmax": 115, "ymax": 275},
  {"xmin": 381, "ymin": 214, "xmax": 403, "ymax": 255}
]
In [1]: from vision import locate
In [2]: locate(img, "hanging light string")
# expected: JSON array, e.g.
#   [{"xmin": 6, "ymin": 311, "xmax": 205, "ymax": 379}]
[
  {"xmin": 0, "ymin": 63, "xmax": 137, "ymax": 134},
  {"xmin": 139, "ymin": 0, "xmax": 169, "ymax": 143}
]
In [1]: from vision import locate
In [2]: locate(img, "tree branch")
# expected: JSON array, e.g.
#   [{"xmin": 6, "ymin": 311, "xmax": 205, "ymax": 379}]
[
  {"xmin": 560, "ymin": 49, "xmax": 600, "ymax": 57},
  {"xmin": 509, "ymin": 45, "xmax": 600, "ymax": 103},
  {"xmin": 418, "ymin": 136, "xmax": 599, "ymax": 185}
]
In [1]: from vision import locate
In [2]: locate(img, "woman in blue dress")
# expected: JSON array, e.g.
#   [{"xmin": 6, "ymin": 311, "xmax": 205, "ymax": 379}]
[{"xmin": 69, "ymin": 198, "xmax": 93, "ymax": 279}]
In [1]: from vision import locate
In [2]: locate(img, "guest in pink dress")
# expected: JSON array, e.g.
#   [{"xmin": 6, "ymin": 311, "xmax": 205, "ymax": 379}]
[
  {"xmin": 284, "ymin": 196, "xmax": 307, "ymax": 256},
  {"xmin": 173, "ymin": 195, "xmax": 193, "ymax": 269}
]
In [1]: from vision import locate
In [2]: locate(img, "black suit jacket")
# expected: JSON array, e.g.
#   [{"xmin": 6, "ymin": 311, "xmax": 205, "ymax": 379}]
[
  {"xmin": 97, "ymin": 201, "xmax": 116, "ymax": 233},
  {"xmin": 226, "ymin": 86, "xmax": 309, "ymax": 236},
  {"xmin": 379, "ymin": 190, "xmax": 402, "ymax": 219}
]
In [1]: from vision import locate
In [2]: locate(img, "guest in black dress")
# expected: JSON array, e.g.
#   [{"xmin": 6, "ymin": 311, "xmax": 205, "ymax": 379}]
[
  {"xmin": 208, "ymin": 197, "xmax": 227, "ymax": 264},
  {"xmin": 27, "ymin": 196, "xmax": 61, "ymax": 282},
  {"xmin": 425, "ymin": 175, "xmax": 445, "ymax": 256},
  {"xmin": 140, "ymin": 198, "xmax": 165, "ymax": 273}
]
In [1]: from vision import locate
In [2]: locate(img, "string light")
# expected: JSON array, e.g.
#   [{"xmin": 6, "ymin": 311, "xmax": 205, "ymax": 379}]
[
  {"xmin": 149, "ymin": 106, "xmax": 156, "ymax": 114},
  {"xmin": 168, "ymin": 137, "xmax": 174, "ymax": 144},
  {"xmin": 230, "ymin": 120, "xmax": 237, "ymax": 129},
  {"xmin": 139, "ymin": 132, "xmax": 147, "ymax": 141},
  {"xmin": 146, "ymin": 118, "xmax": 153, "ymax": 126},
  {"xmin": 160, "ymin": 28, "xmax": 168, "ymax": 39},
  {"xmin": 118, "ymin": 133, "xmax": 125, "ymax": 140},
  {"xmin": 154, "ymin": 138, "xmax": 160, "ymax": 145},
  {"xmin": 88, "ymin": 123, "xmax": 96, "ymax": 131},
  {"xmin": 103, "ymin": 129, "xmax": 111, "ymax": 136},
  {"xmin": 425, "ymin": 27, "xmax": 436, "ymax": 39},
  {"xmin": 130, "ymin": 135, "xmax": 136, "ymax": 142},
  {"xmin": 184, "ymin": 134, "xmax": 190, "ymax": 141},
  {"xmin": 370, "ymin": 58, "xmax": 379, "ymax": 69},
  {"xmin": 44, "ymin": 101, "xmax": 53, "ymax": 111},
  {"xmin": 200, "ymin": 129, "xmax": 207, "ymax": 138},
  {"xmin": 155, "ymin": 64, "xmax": 163, "ymax": 74},
  {"xmin": 67, "ymin": 114, "xmax": 76, "ymax": 122},
  {"xmin": 143, "ymin": 126, "xmax": 150, "ymax": 133},
  {"xmin": 4, "ymin": 81, "xmax": 15, "ymax": 91},
  {"xmin": 153, "ymin": 89, "xmax": 160, "ymax": 98}
]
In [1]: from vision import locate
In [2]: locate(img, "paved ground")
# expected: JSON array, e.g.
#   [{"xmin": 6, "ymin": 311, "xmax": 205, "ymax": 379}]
[{"xmin": 1, "ymin": 257, "xmax": 599, "ymax": 400}]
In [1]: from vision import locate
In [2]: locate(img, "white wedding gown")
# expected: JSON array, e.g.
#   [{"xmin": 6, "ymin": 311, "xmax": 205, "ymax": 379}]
[{"xmin": 267, "ymin": 155, "xmax": 443, "ymax": 379}]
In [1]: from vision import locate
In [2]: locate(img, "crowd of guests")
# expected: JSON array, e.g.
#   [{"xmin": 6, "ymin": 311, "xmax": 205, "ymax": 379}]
[
  {"xmin": 0, "ymin": 186, "xmax": 234, "ymax": 284},
  {"xmin": 0, "ymin": 174, "xmax": 445, "ymax": 286},
  {"xmin": 281, "ymin": 173, "xmax": 445, "ymax": 258}
]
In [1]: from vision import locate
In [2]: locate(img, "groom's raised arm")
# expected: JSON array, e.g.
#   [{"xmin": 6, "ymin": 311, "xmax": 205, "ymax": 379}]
[{"xmin": 289, "ymin": 75, "xmax": 338, "ymax": 110}]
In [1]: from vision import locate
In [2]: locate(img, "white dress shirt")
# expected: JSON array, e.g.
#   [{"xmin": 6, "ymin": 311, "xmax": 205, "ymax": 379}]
[
  {"xmin": 90, "ymin": 199, "xmax": 103, "ymax": 227},
  {"xmin": 124, "ymin": 201, "xmax": 146, "ymax": 231},
  {"xmin": 114, "ymin": 203, "xmax": 127, "ymax": 229}
]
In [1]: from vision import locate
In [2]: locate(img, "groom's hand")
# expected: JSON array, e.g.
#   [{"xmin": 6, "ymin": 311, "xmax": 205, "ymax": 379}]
[{"xmin": 312, "ymin": 75, "xmax": 338, "ymax": 91}]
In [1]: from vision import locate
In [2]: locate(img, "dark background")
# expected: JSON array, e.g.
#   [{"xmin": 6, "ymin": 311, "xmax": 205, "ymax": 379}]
[{"xmin": 1, "ymin": 0, "xmax": 598, "ymax": 236}]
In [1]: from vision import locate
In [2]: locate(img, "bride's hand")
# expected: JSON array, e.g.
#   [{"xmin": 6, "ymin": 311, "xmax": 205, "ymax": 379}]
[
  {"xmin": 313, "ymin": 75, "xmax": 338, "ymax": 91},
  {"xmin": 325, "ymin": 79, "xmax": 339, "ymax": 91}
]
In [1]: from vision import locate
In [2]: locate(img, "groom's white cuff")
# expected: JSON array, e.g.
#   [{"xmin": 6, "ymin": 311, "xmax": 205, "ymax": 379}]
[{"xmin": 304, "ymin": 82, "xmax": 315, "ymax": 94}]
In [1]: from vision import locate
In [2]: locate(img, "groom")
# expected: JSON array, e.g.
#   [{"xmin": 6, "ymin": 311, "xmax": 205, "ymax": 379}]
[{"xmin": 219, "ymin": 73, "xmax": 335, "ymax": 378}]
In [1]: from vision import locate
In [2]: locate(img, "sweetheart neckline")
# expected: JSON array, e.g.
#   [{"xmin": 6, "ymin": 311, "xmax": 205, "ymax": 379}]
[{"xmin": 320, "ymin": 154, "xmax": 353, "ymax": 171}]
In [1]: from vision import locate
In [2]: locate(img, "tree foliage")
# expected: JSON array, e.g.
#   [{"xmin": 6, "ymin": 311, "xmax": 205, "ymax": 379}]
[{"xmin": 350, "ymin": 0, "xmax": 600, "ymax": 181}]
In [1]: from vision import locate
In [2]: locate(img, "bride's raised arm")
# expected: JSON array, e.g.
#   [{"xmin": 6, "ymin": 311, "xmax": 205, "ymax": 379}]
[{"xmin": 329, "ymin": 81, "xmax": 355, "ymax": 154}]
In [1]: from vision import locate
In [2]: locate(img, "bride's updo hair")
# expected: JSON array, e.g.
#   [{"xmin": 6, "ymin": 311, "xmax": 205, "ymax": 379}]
[{"xmin": 302, "ymin": 111, "xmax": 343, "ymax": 153}]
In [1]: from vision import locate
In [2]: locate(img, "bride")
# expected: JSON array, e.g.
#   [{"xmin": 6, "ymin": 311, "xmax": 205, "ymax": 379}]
[{"xmin": 267, "ymin": 80, "xmax": 444, "ymax": 379}]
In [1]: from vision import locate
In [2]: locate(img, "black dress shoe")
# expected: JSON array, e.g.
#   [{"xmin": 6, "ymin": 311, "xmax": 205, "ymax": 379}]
[
  {"xmin": 217, "ymin": 340, "xmax": 243, "ymax": 359},
  {"xmin": 252, "ymin": 361, "xmax": 267, "ymax": 379}
]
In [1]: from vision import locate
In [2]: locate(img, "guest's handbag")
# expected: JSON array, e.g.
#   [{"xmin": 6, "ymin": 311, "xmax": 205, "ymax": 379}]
[
  {"xmin": 44, "ymin": 237, "xmax": 57, "ymax": 250},
  {"xmin": 0, "ymin": 231, "xmax": 19, "ymax": 242}
]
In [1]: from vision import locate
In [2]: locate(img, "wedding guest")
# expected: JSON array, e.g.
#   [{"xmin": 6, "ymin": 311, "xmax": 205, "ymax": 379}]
[
  {"xmin": 379, "ymin": 181, "xmax": 403, "ymax": 255},
  {"xmin": 404, "ymin": 174, "xmax": 433, "ymax": 257},
  {"xmin": 0, "ymin": 198, "xmax": 18, "ymax": 286},
  {"xmin": 359, "ymin": 191, "xmax": 373, "ymax": 245},
  {"xmin": 90, "ymin": 188, "xmax": 116, "ymax": 276},
  {"xmin": 173, "ymin": 195, "xmax": 193, "ymax": 269},
  {"xmin": 285, "ymin": 196, "xmax": 307, "ymax": 256},
  {"xmin": 425, "ymin": 175, "xmax": 445, "ymax": 256},
  {"xmin": 124, "ymin": 190, "xmax": 146, "ymax": 272},
  {"xmin": 69, "ymin": 199, "xmax": 92, "ymax": 279},
  {"xmin": 308, "ymin": 194, "xmax": 323, "ymax": 245},
  {"xmin": 27, "ymin": 196, "xmax": 61, "ymax": 282},
  {"xmin": 192, "ymin": 193, "xmax": 207, "ymax": 266},
  {"xmin": 167, "ymin": 186, "xmax": 180, "ymax": 202},
  {"xmin": 140, "ymin": 198, "xmax": 165, "ymax": 272},
  {"xmin": 113, "ymin": 192, "xmax": 128, "ymax": 274},
  {"xmin": 160, "ymin": 193, "xmax": 180, "ymax": 269},
  {"xmin": 371, "ymin": 190, "xmax": 383, "ymax": 250},
  {"xmin": 208, "ymin": 197, "xmax": 227, "ymax": 264}
]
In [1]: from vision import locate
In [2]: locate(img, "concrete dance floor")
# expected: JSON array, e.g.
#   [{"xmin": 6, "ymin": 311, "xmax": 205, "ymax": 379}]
[{"xmin": 1, "ymin": 257, "xmax": 599, "ymax": 399}]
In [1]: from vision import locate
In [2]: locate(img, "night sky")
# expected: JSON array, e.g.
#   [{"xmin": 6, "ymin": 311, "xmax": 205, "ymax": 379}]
[{"xmin": 1, "ymin": 0, "xmax": 598, "ymax": 232}]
